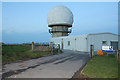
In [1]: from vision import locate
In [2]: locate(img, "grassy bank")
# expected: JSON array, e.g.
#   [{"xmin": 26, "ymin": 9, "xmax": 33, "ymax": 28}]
[
  {"xmin": 2, "ymin": 45, "xmax": 60, "ymax": 64},
  {"xmin": 81, "ymin": 54, "xmax": 118, "ymax": 78}
]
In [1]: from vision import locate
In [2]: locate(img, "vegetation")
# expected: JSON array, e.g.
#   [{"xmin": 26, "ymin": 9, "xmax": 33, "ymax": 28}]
[
  {"xmin": 81, "ymin": 54, "xmax": 118, "ymax": 78},
  {"xmin": 2, "ymin": 45, "xmax": 62, "ymax": 64},
  {"xmin": 53, "ymin": 49, "xmax": 63, "ymax": 55}
]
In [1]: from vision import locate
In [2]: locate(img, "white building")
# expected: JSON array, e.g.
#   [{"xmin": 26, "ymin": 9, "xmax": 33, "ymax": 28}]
[{"xmin": 50, "ymin": 33, "xmax": 119, "ymax": 52}]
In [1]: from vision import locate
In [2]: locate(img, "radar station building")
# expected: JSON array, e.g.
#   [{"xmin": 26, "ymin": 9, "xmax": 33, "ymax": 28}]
[
  {"xmin": 47, "ymin": 6, "xmax": 73, "ymax": 37},
  {"xmin": 50, "ymin": 33, "xmax": 119, "ymax": 52},
  {"xmin": 47, "ymin": 6, "xmax": 119, "ymax": 52}
]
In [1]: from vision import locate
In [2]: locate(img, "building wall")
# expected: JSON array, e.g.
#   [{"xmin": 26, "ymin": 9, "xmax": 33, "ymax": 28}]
[
  {"xmin": 51, "ymin": 26, "xmax": 69, "ymax": 37},
  {"xmin": 52, "ymin": 33, "xmax": 68, "ymax": 38},
  {"xmin": 50, "ymin": 35, "xmax": 87, "ymax": 51},
  {"xmin": 87, "ymin": 34, "xmax": 118, "ymax": 52},
  {"xmin": 50, "ymin": 33, "xmax": 119, "ymax": 52},
  {"xmin": 61, "ymin": 35, "xmax": 87, "ymax": 51}
]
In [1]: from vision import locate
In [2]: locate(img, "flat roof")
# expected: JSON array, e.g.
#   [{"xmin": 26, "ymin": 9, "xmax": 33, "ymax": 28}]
[
  {"xmin": 88, "ymin": 32, "xmax": 118, "ymax": 36},
  {"xmin": 51, "ymin": 32, "xmax": 119, "ymax": 39}
]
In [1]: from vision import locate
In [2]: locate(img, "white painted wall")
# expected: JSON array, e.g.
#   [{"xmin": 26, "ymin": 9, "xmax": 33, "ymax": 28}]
[
  {"xmin": 63, "ymin": 35, "xmax": 87, "ymax": 51},
  {"xmin": 50, "ymin": 35, "xmax": 87, "ymax": 51},
  {"xmin": 87, "ymin": 33, "xmax": 118, "ymax": 52},
  {"xmin": 50, "ymin": 33, "xmax": 119, "ymax": 52}
]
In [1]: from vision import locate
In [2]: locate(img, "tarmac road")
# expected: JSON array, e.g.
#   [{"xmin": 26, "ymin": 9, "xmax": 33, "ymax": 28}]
[{"xmin": 2, "ymin": 50, "xmax": 90, "ymax": 79}]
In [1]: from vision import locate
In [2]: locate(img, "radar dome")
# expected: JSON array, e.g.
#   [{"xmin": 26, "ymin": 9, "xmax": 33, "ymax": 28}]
[{"xmin": 47, "ymin": 6, "xmax": 73, "ymax": 27}]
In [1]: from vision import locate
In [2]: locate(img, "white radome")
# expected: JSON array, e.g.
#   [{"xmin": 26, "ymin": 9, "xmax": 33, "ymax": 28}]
[{"xmin": 47, "ymin": 6, "xmax": 73, "ymax": 26}]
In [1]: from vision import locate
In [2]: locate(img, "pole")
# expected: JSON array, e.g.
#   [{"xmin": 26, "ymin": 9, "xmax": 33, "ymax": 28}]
[
  {"xmin": 32, "ymin": 42, "xmax": 34, "ymax": 51},
  {"xmin": 92, "ymin": 45, "xmax": 94, "ymax": 57},
  {"xmin": 90, "ymin": 45, "xmax": 94, "ymax": 58},
  {"xmin": 58, "ymin": 44, "xmax": 60, "ymax": 54},
  {"xmin": 51, "ymin": 43, "xmax": 54, "ymax": 55},
  {"xmin": 53, "ymin": 44, "xmax": 54, "ymax": 55},
  {"xmin": 117, "ymin": 50, "xmax": 118, "ymax": 60}
]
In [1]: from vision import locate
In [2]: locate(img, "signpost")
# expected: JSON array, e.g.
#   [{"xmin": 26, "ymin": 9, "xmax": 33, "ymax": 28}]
[
  {"xmin": 102, "ymin": 46, "xmax": 113, "ymax": 53},
  {"xmin": 90, "ymin": 45, "xmax": 94, "ymax": 58},
  {"xmin": 102, "ymin": 46, "xmax": 114, "ymax": 56}
]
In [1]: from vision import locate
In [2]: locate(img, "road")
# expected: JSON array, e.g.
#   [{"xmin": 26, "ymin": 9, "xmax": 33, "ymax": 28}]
[{"xmin": 2, "ymin": 50, "xmax": 90, "ymax": 79}]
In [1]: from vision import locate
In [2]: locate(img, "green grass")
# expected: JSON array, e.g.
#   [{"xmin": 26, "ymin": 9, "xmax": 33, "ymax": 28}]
[
  {"xmin": 2, "ymin": 45, "xmax": 31, "ymax": 63},
  {"xmin": 2, "ymin": 45, "xmax": 59, "ymax": 64},
  {"xmin": 81, "ymin": 55, "xmax": 118, "ymax": 78}
]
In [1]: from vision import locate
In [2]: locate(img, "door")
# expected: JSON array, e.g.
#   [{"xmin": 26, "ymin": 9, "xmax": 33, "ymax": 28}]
[{"xmin": 111, "ymin": 41, "xmax": 118, "ymax": 50}]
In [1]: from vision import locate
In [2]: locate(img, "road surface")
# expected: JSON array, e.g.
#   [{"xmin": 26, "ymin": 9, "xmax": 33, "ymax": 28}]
[{"xmin": 2, "ymin": 50, "xmax": 90, "ymax": 79}]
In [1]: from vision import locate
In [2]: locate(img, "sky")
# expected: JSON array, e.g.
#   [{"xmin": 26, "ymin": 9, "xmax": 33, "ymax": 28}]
[{"xmin": 2, "ymin": 2, "xmax": 118, "ymax": 44}]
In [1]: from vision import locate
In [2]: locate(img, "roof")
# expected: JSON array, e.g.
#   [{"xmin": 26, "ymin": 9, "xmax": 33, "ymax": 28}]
[
  {"xmin": 47, "ymin": 6, "xmax": 73, "ymax": 26},
  {"xmin": 88, "ymin": 32, "xmax": 118, "ymax": 36},
  {"xmin": 51, "ymin": 32, "xmax": 119, "ymax": 39},
  {"xmin": 51, "ymin": 34, "xmax": 88, "ymax": 39}
]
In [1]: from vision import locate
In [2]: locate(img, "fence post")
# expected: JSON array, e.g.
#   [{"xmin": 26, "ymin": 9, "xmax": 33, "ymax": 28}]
[
  {"xmin": 115, "ymin": 48, "xmax": 117, "ymax": 56},
  {"xmin": 53, "ymin": 44, "xmax": 54, "ymax": 55},
  {"xmin": 51, "ymin": 43, "xmax": 54, "ymax": 55},
  {"xmin": 32, "ymin": 42, "xmax": 34, "ymax": 51},
  {"xmin": 58, "ymin": 44, "xmax": 60, "ymax": 54},
  {"xmin": 90, "ymin": 45, "xmax": 94, "ymax": 58},
  {"xmin": 117, "ymin": 50, "xmax": 119, "ymax": 60},
  {"xmin": 118, "ymin": 50, "xmax": 120, "ymax": 61},
  {"xmin": 115, "ymin": 48, "xmax": 119, "ymax": 60}
]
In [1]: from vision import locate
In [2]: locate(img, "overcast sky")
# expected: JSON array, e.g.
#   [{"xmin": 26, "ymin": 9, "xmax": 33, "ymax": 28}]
[{"xmin": 2, "ymin": 2, "xmax": 118, "ymax": 44}]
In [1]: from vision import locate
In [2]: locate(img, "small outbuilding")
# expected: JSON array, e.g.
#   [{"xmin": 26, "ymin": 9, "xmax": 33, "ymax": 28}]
[{"xmin": 50, "ymin": 33, "xmax": 119, "ymax": 52}]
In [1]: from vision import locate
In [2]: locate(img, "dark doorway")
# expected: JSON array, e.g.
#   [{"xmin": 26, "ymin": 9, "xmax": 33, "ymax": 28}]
[{"xmin": 110, "ymin": 41, "xmax": 118, "ymax": 50}]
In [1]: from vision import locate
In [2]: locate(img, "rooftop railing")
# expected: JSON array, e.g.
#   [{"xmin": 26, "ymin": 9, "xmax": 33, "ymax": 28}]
[{"xmin": 49, "ymin": 29, "xmax": 72, "ymax": 33}]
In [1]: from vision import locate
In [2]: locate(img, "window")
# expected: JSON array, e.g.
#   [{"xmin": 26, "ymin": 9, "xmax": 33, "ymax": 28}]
[
  {"xmin": 111, "ymin": 41, "xmax": 118, "ymax": 50},
  {"xmin": 68, "ymin": 41, "xmax": 70, "ymax": 46},
  {"xmin": 102, "ymin": 41, "xmax": 107, "ymax": 45}
]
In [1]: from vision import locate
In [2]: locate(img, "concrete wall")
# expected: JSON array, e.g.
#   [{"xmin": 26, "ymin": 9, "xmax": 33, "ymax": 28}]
[
  {"xmin": 50, "ymin": 35, "xmax": 87, "ymax": 51},
  {"xmin": 33, "ymin": 46, "xmax": 51, "ymax": 51},
  {"xmin": 52, "ymin": 33, "xmax": 68, "ymax": 38},
  {"xmin": 87, "ymin": 33, "xmax": 118, "ymax": 52},
  {"xmin": 50, "ymin": 33, "xmax": 119, "ymax": 52},
  {"xmin": 51, "ymin": 26, "xmax": 69, "ymax": 37}
]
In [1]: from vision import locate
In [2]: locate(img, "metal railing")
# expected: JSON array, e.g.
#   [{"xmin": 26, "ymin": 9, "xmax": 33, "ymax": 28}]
[{"xmin": 49, "ymin": 29, "xmax": 72, "ymax": 33}]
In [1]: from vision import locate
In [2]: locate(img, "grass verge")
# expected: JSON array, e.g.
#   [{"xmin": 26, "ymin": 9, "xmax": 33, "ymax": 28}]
[
  {"xmin": 81, "ymin": 54, "xmax": 118, "ymax": 78},
  {"xmin": 2, "ymin": 45, "xmax": 61, "ymax": 64}
]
